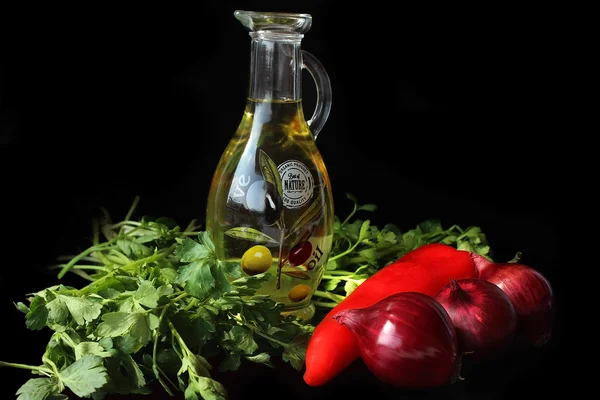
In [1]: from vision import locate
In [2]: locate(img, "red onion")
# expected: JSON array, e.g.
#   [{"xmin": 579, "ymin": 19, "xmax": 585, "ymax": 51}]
[
  {"xmin": 332, "ymin": 292, "xmax": 460, "ymax": 389},
  {"xmin": 471, "ymin": 253, "xmax": 554, "ymax": 347},
  {"xmin": 435, "ymin": 278, "xmax": 517, "ymax": 358}
]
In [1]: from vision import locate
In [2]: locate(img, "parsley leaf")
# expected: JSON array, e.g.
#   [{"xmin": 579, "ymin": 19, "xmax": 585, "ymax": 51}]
[
  {"xmin": 117, "ymin": 239, "xmax": 153, "ymax": 258},
  {"xmin": 14, "ymin": 301, "xmax": 30, "ymax": 314},
  {"xmin": 24, "ymin": 296, "xmax": 48, "ymax": 330},
  {"xmin": 16, "ymin": 378, "xmax": 61, "ymax": 400},
  {"xmin": 133, "ymin": 279, "xmax": 160, "ymax": 308},
  {"xmin": 222, "ymin": 326, "xmax": 258, "ymax": 355},
  {"xmin": 184, "ymin": 377, "xmax": 227, "ymax": 400},
  {"xmin": 175, "ymin": 236, "xmax": 212, "ymax": 262},
  {"xmin": 282, "ymin": 333, "xmax": 311, "ymax": 371},
  {"xmin": 175, "ymin": 234, "xmax": 239, "ymax": 300},
  {"xmin": 175, "ymin": 260, "xmax": 216, "ymax": 300},
  {"xmin": 96, "ymin": 312, "xmax": 159, "ymax": 351},
  {"xmin": 47, "ymin": 293, "xmax": 102, "ymax": 326},
  {"xmin": 58, "ymin": 355, "xmax": 108, "ymax": 398},
  {"xmin": 74, "ymin": 342, "xmax": 113, "ymax": 360}
]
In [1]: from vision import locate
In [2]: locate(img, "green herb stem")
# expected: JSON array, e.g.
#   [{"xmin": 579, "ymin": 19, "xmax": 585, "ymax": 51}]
[
  {"xmin": 122, "ymin": 196, "xmax": 140, "ymax": 224},
  {"xmin": 374, "ymin": 242, "xmax": 408, "ymax": 258},
  {"xmin": 111, "ymin": 220, "xmax": 142, "ymax": 230},
  {"xmin": 166, "ymin": 318, "xmax": 193, "ymax": 357},
  {"xmin": 92, "ymin": 218, "xmax": 101, "ymax": 245},
  {"xmin": 92, "ymin": 219, "xmax": 112, "ymax": 265},
  {"xmin": 70, "ymin": 272, "xmax": 116, "ymax": 295},
  {"xmin": 108, "ymin": 249, "xmax": 133, "ymax": 264},
  {"xmin": 42, "ymin": 355, "xmax": 61, "ymax": 378},
  {"xmin": 313, "ymin": 290, "xmax": 345, "ymax": 303},
  {"xmin": 85, "ymin": 258, "xmax": 111, "ymax": 269},
  {"xmin": 69, "ymin": 248, "xmax": 175, "ymax": 295},
  {"xmin": 171, "ymin": 334, "xmax": 183, "ymax": 359},
  {"xmin": 230, "ymin": 314, "xmax": 290, "ymax": 348},
  {"xmin": 167, "ymin": 318, "xmax": 213, "ymax": 378},
  {"xmin": 94, "ymin": 254, "xmax": 129, "ymax": 266},
  {"xmin": 152, "ymin": 303, "xmax": 176, "ymax": 396},
  {"xmin": 322, "ymin": 270, "xmax": 358, "ymax": 276},
  {"xmin": 70, "ymin": 269, "xmax": 96, "ymax": 281},
  {"xmin": 453, "ymin": 225, "xmax": 464, "ymax": 234},
  {"xmin": 0, "ymin": 361, "xmax": 53, "ymax": 374},
  {"xmin": 341, "ymin": 202, "xmax": 358, "ymax": 226},
  {"xmin": 183, "ymin": 298, "xmax": 198, "ymax": 312},
  {"xmin": 119, "ymin": 247, "xmax": 176, "ymax": 274},
  {"xmin": 59, "ymin": 332, "xmax": 77, "ymax": 349},
  {"xmin": 342, "ymin": 242, "xmax": 410, "ymax": 266},
  {"xmin": 432, "ymin": 224, "xmax": 458, "ymax": 236},
  {"xmin": 56, "ymin": 255, "xmax": 99, "ymax": 263},
  {"xmin": 154, "ymin": 365, "xmax": 177, "ymax": 396},
  {"xmin": 321, "ymin": 275, "xmax": 361, "ymax": 282},
  {"xmin": 52, "ymin": 265, "xmax": 107, "ymax": 271},
  {"xmin": 328, "ymin": 238, "xmax": 363, "ymax": 262},
  {"xmin": 343, "ymin": 256, "xmax": 367, "ymax": 265},
  {"xmin": 60, "ymin": 221, "xmax": 154, "ymax": 277},
  {"xmin": 251, "ymin": 328, "xmax": 290, "ymax": 348},
  {"xmin": 57, "ymin": 240, "xmax": 120, "ymax": 279},
  {"xmin": 312, "ymin": 301, "xmax": 338, "ymax": 308},
  {"xmin": 456, "ymin": 226, "xmax": 476, "ymax": 241},
  {"xmin": 181, "ymin": 231, "xmax": 203, "ymax": 237},
  {"xmin": 183, "ymin": 219, "xmax": 201, "ymax": 233},
  {"xmin": 151, "ymin": 292, "xmax": 188, "ymax": 314}
]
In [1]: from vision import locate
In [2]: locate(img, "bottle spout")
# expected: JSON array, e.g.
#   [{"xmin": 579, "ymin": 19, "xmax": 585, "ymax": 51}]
[{"xmin": 234, "ymin": 10, "xmax": 312, "ymax": 34}]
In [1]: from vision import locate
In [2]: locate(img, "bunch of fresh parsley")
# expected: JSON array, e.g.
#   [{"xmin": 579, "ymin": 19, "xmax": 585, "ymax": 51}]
[
  {"xmin": 312, "ymin": 194, "xmax": 492, "ymax": 307},
  {"xmin": 0, "ymin": 194, "xmax": 491, "ymax": 400}
]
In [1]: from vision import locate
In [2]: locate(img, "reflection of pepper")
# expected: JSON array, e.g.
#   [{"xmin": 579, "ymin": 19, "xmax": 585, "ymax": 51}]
[{"xmin": 303, "ymin": 244, "xmax": 477, "ymax": 387}]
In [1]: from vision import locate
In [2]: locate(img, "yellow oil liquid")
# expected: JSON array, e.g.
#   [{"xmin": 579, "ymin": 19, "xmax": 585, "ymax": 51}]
[{"xmin": 206, "ymin": 98, "xmax": 334, "ymax": 321}]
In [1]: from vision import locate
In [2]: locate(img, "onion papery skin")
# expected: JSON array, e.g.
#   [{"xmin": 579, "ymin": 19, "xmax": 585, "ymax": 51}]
[
  {"xmin": 471, "ymin": 253, "xmax": 554, "ymax": 347},
  {"xmin": 435, "ymin": 278, "xmax": 518, "ymax": 358},
  {"xmin": 333, "ymin": 292, "xmax": 460, "ymax": 389}
]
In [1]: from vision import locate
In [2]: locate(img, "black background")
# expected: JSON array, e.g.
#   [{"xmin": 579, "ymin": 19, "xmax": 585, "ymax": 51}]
[{"xmin": 1, "ymin": 1, "xmax": 564, "ymax": 399}]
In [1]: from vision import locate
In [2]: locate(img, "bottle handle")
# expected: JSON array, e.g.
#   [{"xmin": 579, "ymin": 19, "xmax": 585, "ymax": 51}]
[{"xmin": 301, "ymin": 50, "xmax": 332, "ymax": 140}]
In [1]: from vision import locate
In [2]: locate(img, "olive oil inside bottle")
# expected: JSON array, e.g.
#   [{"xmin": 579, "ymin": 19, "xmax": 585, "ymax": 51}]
[{"xmin": 206, "ymin": 98, "xmax": 334, "ymax": 321}]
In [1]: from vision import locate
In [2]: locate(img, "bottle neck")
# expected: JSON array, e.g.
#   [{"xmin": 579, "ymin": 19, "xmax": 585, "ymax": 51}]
[{"xmin": 248, "ymin": 32, "xmax": 303, "ymax": 101}]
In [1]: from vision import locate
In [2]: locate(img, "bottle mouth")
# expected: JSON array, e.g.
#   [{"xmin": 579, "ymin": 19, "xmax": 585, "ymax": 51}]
[
  {"xmin": 234, "ymin": 10, "xmax": 312, "ymax": 34},
  {"xmin": 249, "ymin": 31, "xmax": 304, "ymax": 42}
]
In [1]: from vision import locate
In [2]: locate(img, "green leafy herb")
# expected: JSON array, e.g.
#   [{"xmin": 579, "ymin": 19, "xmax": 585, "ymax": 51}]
[
  {"xmin": 59, "ymin": 355, "xmax": 108, "ymax": 397},
  {"xmin": 311, "ymin": 193, "xmax": 492, "ymax": 308},
  {"xmin": 174, "ymin": 234, "xmax": 240, "ymax": 300},
  {"xmin": 15, "ymin": 378, "xmax": 61, "ymax": 400},
  {"xmin": 1, "ymin": 197, "xmax": 314, "ymax": 399},
  {"xmin": 1, "ymin": 194, "xmax": 492, "ymax": 399}
]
